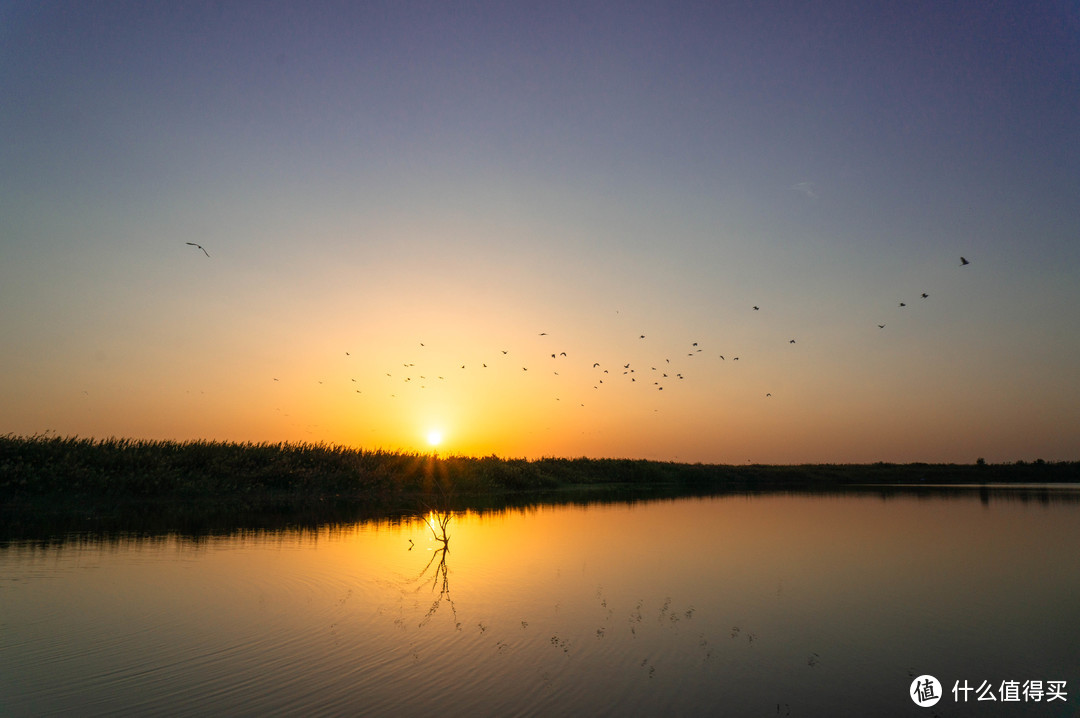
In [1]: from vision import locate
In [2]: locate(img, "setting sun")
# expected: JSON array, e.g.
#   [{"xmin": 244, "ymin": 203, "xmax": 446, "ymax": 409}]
[{"xmin": 427, "ymin": 429, "xmax": 444, "ymax": 448}]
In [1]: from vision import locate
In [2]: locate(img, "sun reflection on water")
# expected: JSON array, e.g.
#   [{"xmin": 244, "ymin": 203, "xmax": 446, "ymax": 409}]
[{"xmin": 6, "ymin": 491, "xmax": 1080, "ymax": 716}]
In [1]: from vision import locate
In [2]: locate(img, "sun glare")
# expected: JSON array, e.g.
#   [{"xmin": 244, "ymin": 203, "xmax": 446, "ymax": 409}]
[{"xmin": 426, "ymin": 429, "xmax": 443, "ymax": 448}]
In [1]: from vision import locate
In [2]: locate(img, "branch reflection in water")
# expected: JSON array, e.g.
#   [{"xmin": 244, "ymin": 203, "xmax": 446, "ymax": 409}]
[
  {"xmin": 413, "ymin": 511, "xmax": 455, "ymax": 629},
  {"xmin": 413, "ymin": 465, "xmax": 455, "ymax": 629}
]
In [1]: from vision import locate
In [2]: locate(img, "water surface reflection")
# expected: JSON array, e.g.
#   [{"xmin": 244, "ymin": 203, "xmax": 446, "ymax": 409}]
[{"xmin": 2, "ymin": 487, "xmax": 1078, "ymax": 716}]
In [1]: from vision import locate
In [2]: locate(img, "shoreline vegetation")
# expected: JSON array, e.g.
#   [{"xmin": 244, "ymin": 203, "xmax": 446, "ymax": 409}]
[
  {"xmin": 4, "ymin": 434, "xmax": 1079, "ymax": 500},
  {"xmin": 3, "ymin": 434, "xmax": 1079, "ymax": 541}
]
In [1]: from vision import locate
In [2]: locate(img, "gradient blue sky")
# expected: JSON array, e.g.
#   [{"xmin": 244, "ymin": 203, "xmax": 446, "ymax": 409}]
[{"xmin": 2, "ymin": 1, "xmax": 1078, "ymax": 462}]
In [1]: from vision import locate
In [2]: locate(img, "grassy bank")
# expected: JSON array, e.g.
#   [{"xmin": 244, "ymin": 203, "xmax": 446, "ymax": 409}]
[
  {"xmin": 3, "ymin": 434, "xmax": 1078, "ymax": 506},
  {"xmin": 3, "ymin": 435, "xmax": 1078, "ymax": 541}
]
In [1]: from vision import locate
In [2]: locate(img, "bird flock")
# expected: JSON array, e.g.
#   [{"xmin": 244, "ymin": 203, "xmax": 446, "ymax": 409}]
[{"xmin": 187, "ymin": 242, "xmax": 971, "ymax": 410}]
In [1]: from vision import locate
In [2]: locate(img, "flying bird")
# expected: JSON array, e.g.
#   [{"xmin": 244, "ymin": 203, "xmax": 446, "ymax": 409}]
[
  {"xmin": 790, "ymin": 339, "xmax": 796, "ymax": 344},
  {"xmin": 960, "ymin": 256, "xmax": 970, "ymax": 266},
  {"xmin": 878, "ymin": 324, "xmax": 885, "ymax": 329},
  {"xmin": 753, "ymin": 306, "xmax": 759, "ymax": 311},
  {"xmin": 899, "ymin": 302, "xmax": 906, "ymax": 307},
  {"xmin": 185, "ymin": 242, "xmax": 210, "ymax": 257},
  {"xmin": 921, "ymin": 293, "xmax": 929, "ymax": 298}
]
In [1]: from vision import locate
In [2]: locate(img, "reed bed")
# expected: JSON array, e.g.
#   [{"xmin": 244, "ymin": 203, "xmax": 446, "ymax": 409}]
[{"xmin": 2, "ymin": 434, "xmax": 1077, "ymax": 506}]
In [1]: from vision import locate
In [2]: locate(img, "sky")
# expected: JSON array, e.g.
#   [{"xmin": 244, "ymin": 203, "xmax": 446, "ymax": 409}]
[{"xmin": 2, "ymin": 0, "xmax": 1078, "ymax": 463}]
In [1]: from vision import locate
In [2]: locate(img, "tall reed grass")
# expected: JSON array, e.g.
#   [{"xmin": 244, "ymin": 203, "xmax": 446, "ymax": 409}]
[{"xmin": 2, "ymin": 433, "xmax": 1077, "ymax": 506}]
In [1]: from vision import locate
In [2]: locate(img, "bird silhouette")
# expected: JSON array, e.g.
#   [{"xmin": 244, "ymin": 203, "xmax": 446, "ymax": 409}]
[
  {"xmin": 899, "ymin": 302, "xmax": 906, "ymax": 307},
  {"xmin": 789, "ymin": 339, "xmax": 796, "ymax": 344},
  {"xmin": 878, "ymin": 324, "xmax": 885, "ymax": 329},
  {"xmin": 185, "ymin": 242, "xmax": 210, "ymax": 257},
  {"xmin": 960, "ymin": 256, "xmax": 970, "ymax": 266},
  {"xmin": 753, "ymin": 306, "xmax": 759, "ymax": 310},
  {"xmin": 921, "ymin": 293, "xmax": 929, "ymax": 298}
]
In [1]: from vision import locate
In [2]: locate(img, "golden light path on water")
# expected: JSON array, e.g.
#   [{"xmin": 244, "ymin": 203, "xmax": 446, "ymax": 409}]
[{"xmin": 3, "ymin": 490, "xmax": 1078, "ymax": 715}]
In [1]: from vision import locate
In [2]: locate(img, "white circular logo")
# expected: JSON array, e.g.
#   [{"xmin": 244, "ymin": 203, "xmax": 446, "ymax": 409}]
[{"xmin": 910, "ymin": 675, "xmax": 942, "ymax": 707}]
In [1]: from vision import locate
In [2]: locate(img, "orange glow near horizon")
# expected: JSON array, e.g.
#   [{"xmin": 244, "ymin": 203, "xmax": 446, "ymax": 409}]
[{"xmin": 2, "ymin": 216, "xmax": 1075, "ymax": 465}]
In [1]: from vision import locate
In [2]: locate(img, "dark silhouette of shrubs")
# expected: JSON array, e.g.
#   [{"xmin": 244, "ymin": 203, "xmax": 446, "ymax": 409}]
[{"xmin": 3, "ymin": 435, "xmax": 1078, "ymax": 512}]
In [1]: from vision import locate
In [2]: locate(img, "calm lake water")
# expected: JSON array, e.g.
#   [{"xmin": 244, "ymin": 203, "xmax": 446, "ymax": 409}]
[{"xmin": 3, "ymin": 488, "xmax": 1079, "ymax": 717}]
